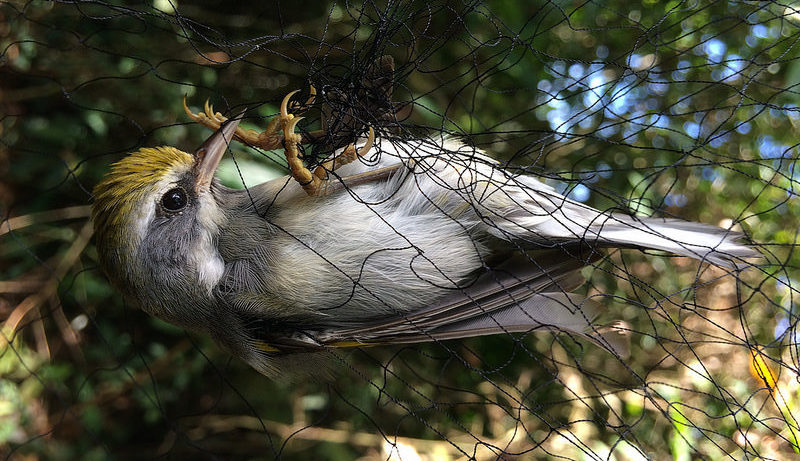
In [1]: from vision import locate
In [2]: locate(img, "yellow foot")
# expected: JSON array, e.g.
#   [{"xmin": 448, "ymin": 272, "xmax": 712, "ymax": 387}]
[
  {"xmin": 184, "ymin": 86, "xmax": 376, "ymax": 196},
  {"xmin": 283, "ymin": 112, "xmax": 375, "ymax": 196},
  {"xmin": 183, "ymin": 96, "xmax": 284, "ymax": 150}
]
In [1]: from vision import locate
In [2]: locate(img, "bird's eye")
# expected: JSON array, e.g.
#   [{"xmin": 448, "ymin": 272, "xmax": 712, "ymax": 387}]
[{"xmin": 161, "ymin": 187, "xmax": 188, "ymax": 211}]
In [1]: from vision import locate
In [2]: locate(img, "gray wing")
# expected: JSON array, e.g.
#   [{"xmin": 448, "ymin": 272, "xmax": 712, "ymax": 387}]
[{"xmin": 318, "ymin": 248, "xmax": 630, "ymax": 357}]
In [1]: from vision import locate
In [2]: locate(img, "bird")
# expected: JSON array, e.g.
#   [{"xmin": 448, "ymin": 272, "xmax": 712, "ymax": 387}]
[{"xmin": 91, "ymin": 87, "xmax": 760, "ymax": 378}]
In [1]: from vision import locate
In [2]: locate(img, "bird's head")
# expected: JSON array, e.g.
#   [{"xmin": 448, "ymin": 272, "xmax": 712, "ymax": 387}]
[{"xmin": 92, "ymin": 119, "xmax": 240, "ymax": 324}]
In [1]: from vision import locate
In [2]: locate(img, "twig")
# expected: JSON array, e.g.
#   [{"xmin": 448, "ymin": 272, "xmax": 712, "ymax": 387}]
[
  {"xmin": 0, "ymin": 205, "xmax": 92, "ymax": 237},
  {"xmin": 1, "ymin": 220, "xmax": 93, "ymax": 338},
  {"xmin": 181, "ymin": 414, "xmax": 467, "ymax": 453},
  {"xmin": 0, "ymin": 279, "xmax": 50, "ymax": 294},
  {"xmin": 32, "ymin": 314, "xmax": 50, "ymax": 359},
  {"xmin": 51, "ymin": 296, "xmax": 83, "ymax": 363}
]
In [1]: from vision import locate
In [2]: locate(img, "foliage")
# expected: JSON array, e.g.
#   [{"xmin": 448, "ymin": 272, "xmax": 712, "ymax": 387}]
[{"xmin": 1, "ymin": 0, "xmax": 798, "ymax": 459}]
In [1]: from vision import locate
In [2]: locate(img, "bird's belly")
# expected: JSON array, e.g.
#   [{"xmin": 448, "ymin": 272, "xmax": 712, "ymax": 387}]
[
  {"xmin": 220, "ymin": 187, "xmax": 487, "ymax": 324},
  {"xmin": 272, "ymin": 211, "xmax": 487, "ymax": 322}
]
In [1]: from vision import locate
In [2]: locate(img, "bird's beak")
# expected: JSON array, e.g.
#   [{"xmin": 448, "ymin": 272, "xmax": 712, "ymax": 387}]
[{"xmin": 193, "ymin": 112, "xmax": 242, "ymax": 193}]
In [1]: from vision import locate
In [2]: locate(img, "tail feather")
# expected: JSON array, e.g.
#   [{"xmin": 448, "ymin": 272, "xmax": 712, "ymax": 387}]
[
  {"xmin": 588, "ymin": 215, "xmax": 759, "ymax": 269},
  {"xmin": 381, "ymin": 139, "xmax": 759, "ymax": 268},
  {"xmin": 490, "ymin": 180, "xmax": 759, "ymax": 269}
]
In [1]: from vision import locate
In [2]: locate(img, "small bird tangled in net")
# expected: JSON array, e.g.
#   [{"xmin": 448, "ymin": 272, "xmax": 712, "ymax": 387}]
[{"xmin": 1, "ymin": 1, "xmax": 798, "ymax": 459}]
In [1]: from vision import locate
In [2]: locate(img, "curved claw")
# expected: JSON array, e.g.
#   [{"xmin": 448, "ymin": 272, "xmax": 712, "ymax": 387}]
[
  {"xmin": 205, "ymin": 99, "xmax": 220, "ymax": 119},
  {"xmin": 183, "ymin": 96, "xmax": 227, "ymax": 129},
  {"xmin": 285, "ymin": 116, "xmax": 304, "ymax": 135},
  {"xmin": 281, "ymin": 90, "xmax": 301, "ymax": 117},
  {"xmin": 357, "ymin": 127, "xmax": 375, "ymax": 157},
  {"xmin": 182, "ymin": 95, "xmax": 193, "ymax": 118},
  {"xmin": 183, "ymin": 96, "xmax": 207, "ymax": 122},
  {"xmin": 304, "ymin": 84, "xmax": 317, "ymax": 107}
]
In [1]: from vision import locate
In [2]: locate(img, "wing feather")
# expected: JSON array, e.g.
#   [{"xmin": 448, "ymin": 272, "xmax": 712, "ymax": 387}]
[{"xmin": 318, "ymin": 248, "xmax": 629, "ymax": 356}]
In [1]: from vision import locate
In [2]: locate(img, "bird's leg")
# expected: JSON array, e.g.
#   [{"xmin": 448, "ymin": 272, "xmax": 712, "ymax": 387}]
[
  {"xmin": 277, "ymin": 89, "xmax": 376, "ymax": 196},
  {"xmin": 185, "ymin": 87, "xmax": 377, "ymax": 196},
  {"xmin": 282, "ymin": 103, "xmax": 375, "ymax": 196},
  {"xmin": 184, "ymin": 97, "xmax": 283, "ymax": 150},
  {"xmin": 306, "ymin": 127, "xmax": 375, "ymax": 195},
  {"xmin": 183, "ymin": 88, "xmax": 321, "ymax": 150}
]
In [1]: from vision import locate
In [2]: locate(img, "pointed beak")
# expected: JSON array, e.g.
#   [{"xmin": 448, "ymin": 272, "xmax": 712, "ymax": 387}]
[{"xmin": 193, "ymin": 112, "xmax": 243, "ymax": 192}]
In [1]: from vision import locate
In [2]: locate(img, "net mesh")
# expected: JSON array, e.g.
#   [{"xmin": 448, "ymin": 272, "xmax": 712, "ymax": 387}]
[{"xmin": 1, "ymin": 0, "xmax": 798, "ymax": 459}]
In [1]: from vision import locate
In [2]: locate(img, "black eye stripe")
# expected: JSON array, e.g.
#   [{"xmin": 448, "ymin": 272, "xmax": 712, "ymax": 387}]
[{"xmin": 161, "ymin": 187, "xmax": 188, "ymax": 211}]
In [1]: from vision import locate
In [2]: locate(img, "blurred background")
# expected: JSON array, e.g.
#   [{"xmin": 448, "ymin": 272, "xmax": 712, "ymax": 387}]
[{"xmin": 1, "ymin": 1, "xmax": 798, "ymax": 459}]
